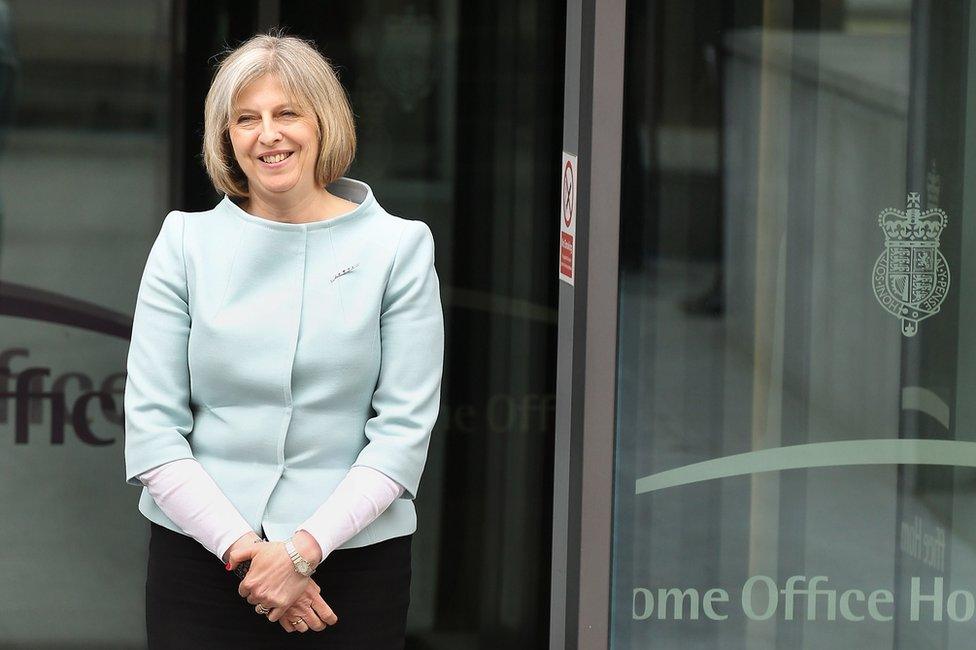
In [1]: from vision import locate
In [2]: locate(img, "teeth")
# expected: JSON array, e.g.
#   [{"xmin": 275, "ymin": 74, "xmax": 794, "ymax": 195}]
[{"xmin": 260, "ymin": 152, "xmax": 290, "ymax": 163}]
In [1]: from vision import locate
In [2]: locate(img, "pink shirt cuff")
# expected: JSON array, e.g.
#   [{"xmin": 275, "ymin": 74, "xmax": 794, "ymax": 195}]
[
  {"xmin": 137, "ymin": 458, "xmax": 253, "ymax": 562},
  {"xmin": 296, "ymin": 465, "xmax": 404, "ymax": 564}
]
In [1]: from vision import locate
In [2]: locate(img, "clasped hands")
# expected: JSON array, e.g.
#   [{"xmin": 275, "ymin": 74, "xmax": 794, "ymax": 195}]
[{"xmin": 226, "ymin": 530, "xmax": 338, "ymax": 634}]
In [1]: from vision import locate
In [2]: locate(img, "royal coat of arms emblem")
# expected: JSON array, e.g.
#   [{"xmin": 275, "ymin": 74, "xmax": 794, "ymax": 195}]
[{"xmin": 872, "ymin": 192, "xmax": 950, "ymax": 337}]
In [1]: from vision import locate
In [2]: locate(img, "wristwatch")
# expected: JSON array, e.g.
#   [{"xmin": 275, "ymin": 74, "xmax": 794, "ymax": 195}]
[{"xmin": 285, "ymin": 537, "xmax": 316, "ymax": 577}]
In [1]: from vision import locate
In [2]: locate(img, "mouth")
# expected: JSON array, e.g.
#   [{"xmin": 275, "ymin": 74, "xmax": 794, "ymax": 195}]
[{"xmin": 257, "ymin": 151, "xmax": 294, "ymax": 167}]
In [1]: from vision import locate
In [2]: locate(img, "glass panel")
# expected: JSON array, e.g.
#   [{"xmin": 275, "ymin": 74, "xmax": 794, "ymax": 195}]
[
  {"xmin": 280, "ymin": 1, "xmax": 563, "ymax": 647},
  {"xmin": 0, "ymin": 0, "xmax": 174, "ymax": 646},
  {"xmin": 611, "ymin": 1, "xmax": 976, "ymax": 647}
]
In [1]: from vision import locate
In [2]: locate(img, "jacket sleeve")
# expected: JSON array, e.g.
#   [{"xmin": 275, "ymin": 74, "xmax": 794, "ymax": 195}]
[
  {"xmin": 352, "ymin": 220, "xmax": 445, "ymax": 500},
  {"xmin": 123, "ymin": 211, "xmax": 196, "ymax": 486}
]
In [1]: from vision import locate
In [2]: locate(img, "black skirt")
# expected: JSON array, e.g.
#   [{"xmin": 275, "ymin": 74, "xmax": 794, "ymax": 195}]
[{"xmin": 145, "ymin": 521, "xmax": 412, "ymax": 649}]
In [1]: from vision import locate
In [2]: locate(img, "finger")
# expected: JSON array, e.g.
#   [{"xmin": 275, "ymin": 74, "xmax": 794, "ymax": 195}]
[
  {"xmin": 238, "ymin": 577, "xmax": 258, "ymax": 600},
  {"xmin": 228, "ymin": 545, "xmax": 258, "ymax": 568},
  {"xmin": 310, "ymin": 595, "xmax": 338, "ymax": 626},
  {"xmin": 291, "ymin": 601, "xmax": 324, "ymax": 632},
  {"xmin": 268, "ymin": 605, "xmax": 286, "ymax": 623},
  {"xmin": 309, "ymin": 595, "xmax": 337, "ymax": 625},
  {"xmin": 282, "ymin": 606, "xmax": 305, "ymax": 633},
  {"xmin": 299, "ymin": 603, "xmax": 326, "ymax": 631},
  {"xmin": 279, "ymin": 611, "xmax": 307, "ymax": 634}
]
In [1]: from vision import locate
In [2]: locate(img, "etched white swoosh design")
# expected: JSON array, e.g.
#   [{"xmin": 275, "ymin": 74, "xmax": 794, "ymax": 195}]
[
  {"xmin": 902, "ymin": 386, "xmax": 950, "ymax": 429},
  {"xmin": 635, "ymin": 439, "xmax": 976, "ymax": 494}
]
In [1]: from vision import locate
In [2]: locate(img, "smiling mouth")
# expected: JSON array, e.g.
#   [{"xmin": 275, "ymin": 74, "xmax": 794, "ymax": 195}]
[{"xmin": 258, "ymin": 152, "xmax": 294, "ymax": 164}]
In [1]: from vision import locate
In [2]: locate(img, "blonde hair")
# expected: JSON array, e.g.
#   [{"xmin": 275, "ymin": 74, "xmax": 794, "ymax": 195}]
[{"xmin": 202, "ymin": 28, "xmax": 356, "ymax": 198}]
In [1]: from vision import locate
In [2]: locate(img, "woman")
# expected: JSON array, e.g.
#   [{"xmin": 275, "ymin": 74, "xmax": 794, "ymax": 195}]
[{"xmin": 123, "ymin": 30, "xmax": 444, "ymax": 648}]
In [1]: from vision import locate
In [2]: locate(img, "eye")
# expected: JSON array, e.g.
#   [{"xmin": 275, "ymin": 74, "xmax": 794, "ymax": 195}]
[
  {"xmin": 281, "ymin": 110, "xmax": 297, "ymax": 117},
  {"xmin": 237, "ymin": 115, "xmax": 254, "ymax": 123}
]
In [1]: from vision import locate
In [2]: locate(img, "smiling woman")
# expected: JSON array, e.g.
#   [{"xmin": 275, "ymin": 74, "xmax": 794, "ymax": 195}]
[
  {"xmin": 201, "ymin": 31, "xmax": 359, "ymax": 224},
  {"xmin": 126, "ymin": 28, "xmax": 443, "ymax": 649}
]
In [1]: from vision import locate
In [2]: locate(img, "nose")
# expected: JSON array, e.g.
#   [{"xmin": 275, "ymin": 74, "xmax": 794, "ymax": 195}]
[{"xmin": 258, "ymin": 115, "xmax": 282, "ymax": 144}]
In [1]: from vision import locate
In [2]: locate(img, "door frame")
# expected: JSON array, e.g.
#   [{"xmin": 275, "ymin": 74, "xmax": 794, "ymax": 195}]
[{"xmin": 550, "ymin": 0, "xmax": 627, "ymax": 648}]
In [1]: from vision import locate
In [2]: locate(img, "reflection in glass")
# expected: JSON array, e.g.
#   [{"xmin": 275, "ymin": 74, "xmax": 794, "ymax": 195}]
[
  {"xmin": 0, "ymin": 0, "xmax": 173, "ymax": 646},
  {"xmin": 282, "ymin": 1, "xmax": 562, "ymax": 647}
]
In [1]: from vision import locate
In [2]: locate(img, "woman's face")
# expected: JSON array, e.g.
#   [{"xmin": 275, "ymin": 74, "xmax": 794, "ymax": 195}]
[{"xmin": 228, "ymin": 74, "xmax": 319, "ymax": 199}]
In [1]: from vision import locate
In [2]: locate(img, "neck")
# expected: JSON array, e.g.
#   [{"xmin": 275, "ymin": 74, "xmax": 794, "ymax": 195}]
[{"xmin": 242, "ymin": 187, "xmax": 336, "ymax": 224}]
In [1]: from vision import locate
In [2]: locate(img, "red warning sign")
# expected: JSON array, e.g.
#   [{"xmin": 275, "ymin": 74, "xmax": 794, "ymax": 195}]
[{"xmin": 559, "ymin": 152, "xmax": 577, "ymax": 286}]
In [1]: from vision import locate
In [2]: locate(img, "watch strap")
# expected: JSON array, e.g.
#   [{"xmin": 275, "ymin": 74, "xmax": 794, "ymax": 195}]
[{"xmin": 285, "ymin": 538, "xmax": 315, "ymax": 576}]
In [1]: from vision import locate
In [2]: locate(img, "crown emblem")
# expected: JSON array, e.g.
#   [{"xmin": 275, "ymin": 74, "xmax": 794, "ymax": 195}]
[
  {"xmin": 878, "ymin": 192, "xmax": 946, "ymax": 243},
  {"xmin": 872, "ymin": 193, "xmax": 950, "ymax": 337}
]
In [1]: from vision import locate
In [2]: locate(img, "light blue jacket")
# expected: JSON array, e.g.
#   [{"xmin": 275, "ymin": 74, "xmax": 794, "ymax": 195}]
[{"xmin": 123, "ymin": 177, "xmax": 444, "ymax": 548}]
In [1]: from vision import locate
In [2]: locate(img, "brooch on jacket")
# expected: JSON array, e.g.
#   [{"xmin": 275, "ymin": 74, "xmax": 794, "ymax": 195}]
[{"xmin": 331, "ymin": 263, "xmax": 360, "ymax": 282}]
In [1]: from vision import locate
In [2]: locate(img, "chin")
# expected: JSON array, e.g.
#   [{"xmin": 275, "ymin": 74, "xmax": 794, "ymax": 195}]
[{"xmin": 255, "ymin": 177, "xmax": 295, "ymax": 189}]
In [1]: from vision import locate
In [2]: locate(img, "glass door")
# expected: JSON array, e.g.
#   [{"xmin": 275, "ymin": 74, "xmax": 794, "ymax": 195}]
[
  {"xmin": 611, "ymin": 2, "xmax": 976, "ymax": 648},
  {"xmin": 277, "ymin": 2, "xmax": 563, "ymax": 647}
]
